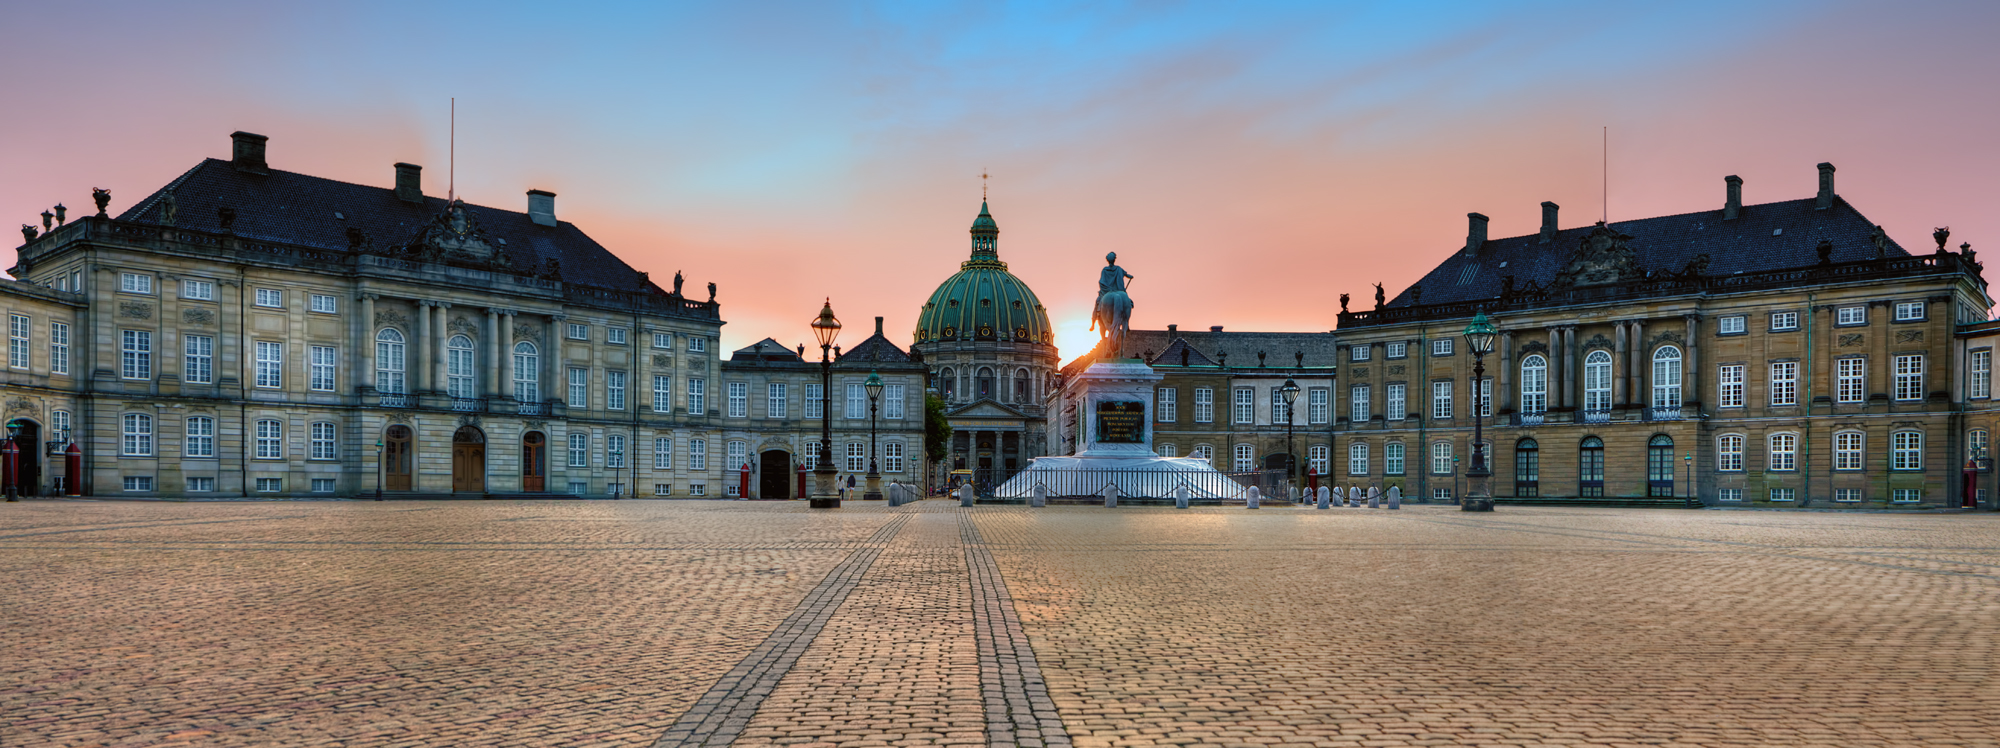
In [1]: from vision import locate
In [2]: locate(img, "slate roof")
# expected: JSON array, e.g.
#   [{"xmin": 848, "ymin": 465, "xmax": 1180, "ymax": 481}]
[
  {"xmin": 1147, "ymin": 338, "xmax": 1218, "ymax": 368},
  {"xmin": 729, "ymin": 338, "xmax": 806, "ymax": 364},
  {"xmin": 1063, "ymin": 328, "xmax": 1338, "ymax": 375},
  {"xmin": 117, "ymin": 158, "xmax": 664, "ymax": 293},
  {"xmin": 1387, "ymin": 196, "xmax": 1909, "ymax": 308},
  {"xmin": 837, "ymin": 332, "xmax": 919, "ymax": 367}
]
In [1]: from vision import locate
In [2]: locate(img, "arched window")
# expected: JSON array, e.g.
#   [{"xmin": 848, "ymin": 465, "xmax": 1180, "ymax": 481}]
[
  {"xmin": 513, "ymin": 342, "xmax": 539, "ymax": 402},
  {"xmin": 1015, "ymin": 368, "xmax": 1032, "ymax": 403},
  {"xmin": 1833, "ymin": 430, "xmax": 1863, "ymax": 471},
  {"xmin": 1652, "ymin": 346, "xmax": 1682, "ymax": 409},
  {"xmin": 1892, "ymin": 431, "xmax": 1922, "ymax": 470},
  {"xmin": 1648, "ymin": 434, "xmax": 1675, "ymax": 497},
  {"xmin": 375, "ymin": 329, "xmax": 406, "ymax": 394},
  {"xmin": 1579, "ymin": 437, "xmax": 1604, "ymax": 497},
  {"xmin": 939, "ymin": 368, "xmax": 956, "ymax": 399},
  {"xmin": 1349, "ymin": 442, "xmax": 1369, "ymax": 475},
  {"xmin": 977, "ymin": 367, "xmax": 995, "ymax": 399},
  {"xmin": 1520, "ymin": 354, "xmax": 1548, "ymax": 414},
  {"xmin": 1515, "ymin": 438, "xmax": 1539, "ymax": 497},
  {"xmin": 446, "ymin": 335, "xmax": 476, "ymax": 399},
  {"xmin": 1584, "ymin": 351, "xmax": 1612, "ymax": 412},
  {"xmin": 1769, "ymin": 432, "xmax": 1797, "ymax": 471}
]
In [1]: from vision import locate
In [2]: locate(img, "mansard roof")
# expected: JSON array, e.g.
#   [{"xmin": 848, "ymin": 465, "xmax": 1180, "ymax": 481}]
[{"xmin": 117, "ymin": 158, "xmax": 664, "ymax": 293}]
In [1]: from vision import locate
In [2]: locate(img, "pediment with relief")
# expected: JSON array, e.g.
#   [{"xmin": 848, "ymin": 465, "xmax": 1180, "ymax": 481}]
[
  {"xmin": 401, "ymin": 199, "xmax": 512, "ymax": 269},
  {"xmin": 1551, "ymin": 222, "xmax": 1644, "ymax": 290}
]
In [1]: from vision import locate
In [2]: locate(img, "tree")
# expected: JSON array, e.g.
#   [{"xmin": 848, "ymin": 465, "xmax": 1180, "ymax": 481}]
[{"xmin": 923, "ymin": 393, "xmax": 953, "ymax": 489}]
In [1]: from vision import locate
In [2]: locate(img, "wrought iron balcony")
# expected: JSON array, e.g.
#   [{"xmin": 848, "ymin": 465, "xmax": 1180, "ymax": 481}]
[
  {"xmin": 517, "ymin": 401, "xmax": 550, "ymax": 416},
  {"xmin": 1582, "ymin": 409, "xmax": 1611, "ymax": 424},
  {"xmin": 377, "ymin": 393, "xmax": 412, "ymax": 408},
  {"xmin": 450, "ymin": 398, "xmax": 485, "ymax": 412},
  {"xmin": 1515, "ymin": 412, "xmax": 1546, "ymax": 427},
  {"xmin": 1647, "ymin": 405, "xmax": 1687, "ymax": 421}
]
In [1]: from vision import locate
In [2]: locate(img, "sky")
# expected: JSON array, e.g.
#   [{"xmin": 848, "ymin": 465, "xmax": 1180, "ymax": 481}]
[{"xmin": 3, "ymin": 1, "xmax": 1996, "ymax": 362}]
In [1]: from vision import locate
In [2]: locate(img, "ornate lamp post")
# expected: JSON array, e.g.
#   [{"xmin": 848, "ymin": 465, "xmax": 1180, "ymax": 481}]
[
  {"xmin": 1278, "ymin": 378, "xmax": 1300, "ymax": 493},
  {"xmin": 864, "ymin": 371, "xmax": 884, "ymax": 501},
  {"xmin": 2, "ymin": 419, "xmax": 19, "ymax": 501},
  {"xmin": 374, "ymin": 439, "xmax": 385, "ymax": 501},
  {"xmin": 810, "ymin": 300, "xmax": 842, "ymax": 508},
  {"xmin": 1462, "ymin": 311, "xmax": 1498, "ymax": 511}
]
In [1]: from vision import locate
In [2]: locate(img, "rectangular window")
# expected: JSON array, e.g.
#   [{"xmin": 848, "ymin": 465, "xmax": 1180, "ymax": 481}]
[
  {"xmin": 688, "ymin": 483, "xmax": 706, "ymax": 497},
  {"xmin": 187, "ymin": 477, "xmax": 216, "ymax": 493},
  {"xmin": 1836, "ymin": 306, "xmax": 1866, "ymax": 325},
  {"xmin": 310, "ymin": 294, "xmax": 337, "ymax": 314},
  {"xmin": 1770, "ymin": 362, "xmax": 1798, "ymax": 406},
  {"xmin": 607, "ymin": 327, "xmax": 628, "ymax": 345},
  {"xmin": 1835, "ymin": 431, "xmax": 1863, "ymax": 470},
  {"xmin": 1770, "ymin": 311, "xmax": 1799, "ymax": 331},
  {"xmin": 1718, "ymin": 364, "xmax": 1744, "ymax": 408},
  {"xmin": 689, "ymin": 439, "xmax": 707, "ymax": 470},
  {"xmin": 50, "ymin": 410, "xmax": 69, "ymax": 446},
  {"xmin": 1972, "ymin": 349, "xmax": 1992, "ymax": 400},
  {"xmin": 1233, "ymin": 444, "xmax": 1254, "ymax": 472},
  {"xmin": 1892, "ymin": 488, "xmax": 1923, "ymax": 503},
  {"xmin": 1717, "ymin": 435, "xmax": 1744, "ymax": 471},
  {"xmin": 255, "ymin": 341, "xmax": 283, "ymax": 389},
  {"xmin": 312, "ymin": 478, "xmax": 335, "ymax": 493},
  {"xmin": 254, "ymin": 420, "xmax": 282, "ymax": 459},
  {"xmin": 181, "ymin": 279, "xmax": 213, "ymax": 300},
  {"xmin": 120, "ymin": 273, "xmax": 153, "ymax": 294},
  {"xmin": 255, "ymin": 478, "xmax": 282, "ymax": 493},
  {"xmin": 1894, "ymin": 354, "xmax": 1924, "ymax": 401},
  {"xmin": 805, "ymin": 383, "xmax": 823, "ymax": 419},
  {"xmin": 803, "ymin": 441, "xmax": 820, "ymax": 470},
  {"xmin": 653, "ymin": 438, "xmax": 672, "ymax": 469},
  {"xmin": 1350, "ymin": 345, "xmax": 1370, "ymax": 362},
  {"xmin": 569, "ymin": 480, "xmax": 590, "ymax": 495},
  {"xmin": 607, "ymin": 370, "xmax": 627, "ymax": 410},
  {"xmin": 883, "ymin": 384, "xmax": 905, "ymax": 419},
  {"xmin": 1385, "ymin": 443, "xmax": 1405, "ymax": 475},
  {"xmin": 1386, "ymin": 383, "xmax": 1405, "ymax": 420},
  {"xmin": 568, "ymin": 368, "xmax": 588, "ymax": 408},
  {"xmin": 608, "ymin": 435, "xmax": 627, "ymax": 468},
  {"xmin": 1349, "ymin": 443, "xmax": 1369, "ymax": 475},
  {"xmin": 1480, "ymin": 377, "xmax": 1493, "ymax": 417},
  {"xmin": 1194, "ymin": 388, "xmax": 1213, "ymax": 423},
  {"xmin": 1432, "ymin": 381, "xmax": 1453, "ymax": 419},
  {"xmin": 1385, "ymin": 341, "xmax": 1408, "ymax": 359},
  {"xmin": 1769, "ymin": 433, "xmax": 1797, "ymax": 471},
  {"xmin": 688, "ymin": 337, "xmax": 706, "ymax": 353},
  {"xmin": 1233, "ymin": 388, "xmax": 1254, "ymax": 424},
  {"xmin": 845, "ymin": 383, "xmax": 867, "ymax": 419},
  {"xmin": 254, "ymin": 288, "xmax": 282, "ymax": 308},
  {"xmin": 1895, "ymin": 301, "xmax": 1925, "ymax": 321},
  {"xmin": 845, "ymin": 442, "xmax": 866, "ymax": 472},
  {"xmin": 1893, "ymin": 431, "xmax": 1922, "ymax": 470},
  {"xmin": 727, "ymin": 382, "xmax": 747, "ymax": 417},
  {"xmin": 8, "ymin": 314, "xmax": 27, "ymax": 369},
  {"xmin": 767, "ymin": 383, "xmax": 788, "ymax": 419},
  {"xmin": 310, "ymin": 422, "xmax": 336, "ymax": 460},
  {"xmin": 688, "ymin": 378, "xmax": 706, "ymax": 414},
  {"xmin": 653, "ymin": 332, "xmax": 673, "ymax": 349},
  {"xmin": 568, "ymin": 323, "xmax": 588, "ymax": 340},
  {"xmin": 1271, "ymin": 389, "xmax": 1292, "ymax": 424},
  {"xmin": 884, "ymin": 442, "xmax": 905, "ymax": 473},
  {"xmin": 121, "ymin": 330, "xmax": 152, "ymax": 380},
  {"xmin": 1837, "ymin": 358, "xmax": 1865, "ymax": 403},
  {"xmin": 1719, "ymin": 488, "xmax": 1743, "ymax": 502},
  {"xmin": 49, "ymin": 322, "xmax": 67, "ymax": 375},
  {"xmin": 123, "ymin": 476, "xmax": 154, "ymax": 492},
  {"xmin": 1834, "ymin": 488, "xmax": 1861, "ymax": 503},
  {"xmin": 307, "ymin": 345, "xmax": 337, "ymax": 392},
  {"xmin": 653, "ymin": 375, "xmax": 673, "ymax": 413},
  {"xmin": 1718, "ymin": 315, "xmax": 1745, "ymax": 335},
  {"xmin": 1156, "ymin": 388, "xmax": 1177, "ymax": 422},
  {"xmin": 568, "ymin": 433, "xmax": 588, "ymax": 467},
  {"xmin": 1350, "ymin": 385, "xmax": 1370, "ymax": 423},
  {"xmin": 185, "ymin": 416, "xmax": 214, "ymax": 458},
  {"xmin": 1309, "ymin": 387, "xmax": 1329, "ymax": 424},
  {"xmin": 1770, "ymin": 488, "xmax": 1796, "ymax": 502},
  {"xmin": 1431, "ymin": 441, "xmax": 1453, "ymax": 474},
  {"xmin": 1432, "ymin": 339, "xmax": 1453, "ymax": 356},
  {"xmin": 183, "ymin": 335, "xmax": 213, "ymax": 384}
]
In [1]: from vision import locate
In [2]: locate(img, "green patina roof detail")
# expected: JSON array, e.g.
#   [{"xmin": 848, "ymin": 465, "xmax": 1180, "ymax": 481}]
[{"xmin": 914, "ymin": 201, "xmax": 1052, "ymax": 347}]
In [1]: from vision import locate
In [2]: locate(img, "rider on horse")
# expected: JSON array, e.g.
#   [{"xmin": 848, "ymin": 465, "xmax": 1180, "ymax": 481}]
[{"xmin": 1092, "ymin": 252, "xmax": 1134, "ymax": 359}]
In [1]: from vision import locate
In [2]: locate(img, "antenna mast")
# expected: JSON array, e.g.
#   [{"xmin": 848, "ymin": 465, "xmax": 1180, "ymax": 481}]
[
  {"xmin": 1601, "ymin": 126, "xmax": 1607, "ymax": 224},
  {"xmin": 449, "ymin": 98, "xmax": 456, "ymax": 203}
]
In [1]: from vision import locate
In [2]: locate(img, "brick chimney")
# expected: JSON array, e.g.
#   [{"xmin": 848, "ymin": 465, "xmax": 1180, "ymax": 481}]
[
  {"xmin": 1539, "ymin": 202, "xmax": 1559, "ymax": 244},
  {"xmin": 1210, "ymin": 325, "xmax": 1223, "ymax": 333},
  {"xmin": 874, "ymin": 316, "xmax": 884, "ymax": 337},
  {"xmin": 1724, "ymin": 175, "xmax": 1743, "ymax": 220},
  {"xmin": 1167, "ymin": 324, "xmax": 1178, "ymax": 337},
  {"xmin": 394, "ymin": 163, "xmax": 423, "ymax": 204},
  {"xmin": 1464, "ymin": 212, "xmax": 1489, "ymax": 256},
  {"xmin": 527, "ymin": 190, "xmax": 557, "ymax": 227},
  {"xmin": 230, "ymin": 131, "xmax": 269, "ymax": 174},
  {"xmin": 1816, "ymin": 162, "xmax": 1836, "ymax": 210}
]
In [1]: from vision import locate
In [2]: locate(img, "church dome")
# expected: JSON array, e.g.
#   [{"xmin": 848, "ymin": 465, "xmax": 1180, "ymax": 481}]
[{"xmin": 914, "ymin": 202, "xmax": 1054, "ymax": 347}]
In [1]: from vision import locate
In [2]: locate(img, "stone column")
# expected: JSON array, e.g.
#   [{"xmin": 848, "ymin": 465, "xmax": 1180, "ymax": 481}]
[
  {"xmin": 414, "ymin": 301, "xmax": 432, "ymax": 394},
  {"xmin": 359, "ymin": 294, "xmax": 378, "ymax": 393},
  {"xmin": 1614, "ymin": 322, "xmax": 1629, "ymax": 406},
  {"xmin": 433, "ymin": 304, "xmax": 451, "ymax": 396},
  {"xmin": 1499, "ymin": 331, "xmax": 1515, "ymax": 414},
  {"xmin": 485, "ymin": 308, "xmax": 502, "ymax": 398},
  {"xmin": 547, "ymin": 313, "xmax": 566, "ymax": 407},
  {"xmin": 1684, "ymin": 314, "xmax": 1701, "ymax": 408},
  {"xmin": 1631, "ymin": 320, "xmax": 1647, "ymax": 407},
  {"xmin": 1547, "ymin": 327, "xmax": 1561, "ymax": 408},
  {"xmin": 1560, "ymin": 326, "xmax": 1577, "ymax": 410},
  {"xmin": 500, "ymin": 311, "xmax": 516, "ymax": 401}
]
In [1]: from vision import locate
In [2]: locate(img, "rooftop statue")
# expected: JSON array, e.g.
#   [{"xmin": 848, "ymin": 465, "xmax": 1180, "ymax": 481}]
[{"xmin": 1092, "ymin": 251, "xmax": 1134, "ymax": 359}]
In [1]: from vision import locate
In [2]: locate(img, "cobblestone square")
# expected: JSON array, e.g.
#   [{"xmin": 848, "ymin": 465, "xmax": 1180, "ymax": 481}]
[{"xmin": 4, "ymin": 500, "xmax": 1998, "ymax": 747}]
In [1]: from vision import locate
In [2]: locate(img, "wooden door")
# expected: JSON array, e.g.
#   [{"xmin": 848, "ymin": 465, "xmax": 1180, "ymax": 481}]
[
  {"xmin": 452, "ymin": 426, "xmax": 486, "ymax": 493},
  {"xmin": 521, "ymin": 432, "xmax": 546, "ymax": 492},
  {"xmin": 384, "ymin": 425, "xmax": 413, "ymax": 491}
]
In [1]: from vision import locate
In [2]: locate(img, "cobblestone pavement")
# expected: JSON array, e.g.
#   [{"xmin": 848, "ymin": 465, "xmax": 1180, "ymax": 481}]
[{"xmin": 5, "ymin": 500, "xmax": 2000, "ymax": 747}]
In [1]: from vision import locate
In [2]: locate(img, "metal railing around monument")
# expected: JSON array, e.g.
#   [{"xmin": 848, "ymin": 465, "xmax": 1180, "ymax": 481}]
[{"xmin": 982, "ymin": 468, "xmax": 1286, "ymax": 502}]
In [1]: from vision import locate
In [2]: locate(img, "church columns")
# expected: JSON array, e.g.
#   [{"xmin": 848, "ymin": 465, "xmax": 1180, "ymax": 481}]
[{"xmin": 359, "ymin": 294, "xmax": 378, "ymax": 392}]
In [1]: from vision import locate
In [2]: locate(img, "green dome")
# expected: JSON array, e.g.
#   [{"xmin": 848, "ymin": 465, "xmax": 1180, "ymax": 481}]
[{"xmin": 914, "ymin": 202, "xmax": 1054, "ymax": 347}]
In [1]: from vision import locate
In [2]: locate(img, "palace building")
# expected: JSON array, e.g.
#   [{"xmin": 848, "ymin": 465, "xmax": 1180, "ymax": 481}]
[
  {"xmin": 3, "ymin": 130, "xmax": 739, "ymax": 498},
  {"xmin": 1335, "ymin": 163, "xmax": 1990, "ymax": 507}
]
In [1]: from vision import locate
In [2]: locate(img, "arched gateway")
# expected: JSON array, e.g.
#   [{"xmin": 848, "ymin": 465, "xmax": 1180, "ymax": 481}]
[{"xmin": 452, "ymin": 426, "xmax": 486, "ymax": 493}]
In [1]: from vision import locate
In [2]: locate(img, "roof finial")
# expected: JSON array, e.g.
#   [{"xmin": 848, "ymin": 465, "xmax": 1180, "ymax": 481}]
[{"xmin": 981, "ymin": 169, "xmax": 988, "ymax": 201}]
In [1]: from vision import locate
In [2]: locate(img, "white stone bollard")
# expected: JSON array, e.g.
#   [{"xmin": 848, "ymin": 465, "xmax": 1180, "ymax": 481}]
[
  {"xmin": 1103, "ymin": 483, "xmax": 1119, "ymax": 508},
  {"xmin": 1367, "ymin": 486, "xmax": 1381, "ymax": 509},
  {"xmin": 1343, "ymin": 487, "xmax": 1355, "ymax": 508},
  {"xmin": 1246, "ymin": 486, "xmax": 1262, "ymax": 509},
  {"xmin": 960, "ymin": 484, "xmax": 975, "ymax": 507},
  {"xmin": 1031, "ymin": 483, "xmax": 1047, "ymax": 508},
  {"xmin": 1174, "ymin": 484, "xmax": 1190, "ymax": 509},
  {"xmin": 1387, "ymin": 486, "xmax": 1402, "ymax": 510},
  {"xmin": 1317, "ymin": 486, "xmax": 1330, "ymax": 510}
]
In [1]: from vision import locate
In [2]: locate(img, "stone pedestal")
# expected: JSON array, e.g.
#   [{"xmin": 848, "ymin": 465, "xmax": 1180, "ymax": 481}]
[
  {"xmin": 864, "ymin": 473, "xmax": 882, "ymax": 501},
  {"xmin": 809, "ymin": 468, "xmax": 840, "ymax": 509}
]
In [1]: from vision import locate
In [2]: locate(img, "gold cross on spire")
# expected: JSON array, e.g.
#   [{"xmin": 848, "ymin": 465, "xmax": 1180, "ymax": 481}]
[{"xmin": 982, "ymin": 169, "xmax": 989, "ymax": 200}]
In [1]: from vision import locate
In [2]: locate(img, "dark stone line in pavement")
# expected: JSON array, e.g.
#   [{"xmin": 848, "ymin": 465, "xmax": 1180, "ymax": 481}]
[
  {"xmin": 965, "ymin": 513, "xmax": 1073, "ymax": 748},
  {"xmin": 651, "ymin": 514, "xmax": 911, "ymax": 748}
]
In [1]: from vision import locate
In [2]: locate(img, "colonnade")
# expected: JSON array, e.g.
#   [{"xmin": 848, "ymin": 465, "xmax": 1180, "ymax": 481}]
[
  {"xmin": 1495, "ymin": 314, "xmax": 1702, "ymax": 415},
  {"xmin": 356, "ymin": 293, "xmax": 568, "ymax": 404}
]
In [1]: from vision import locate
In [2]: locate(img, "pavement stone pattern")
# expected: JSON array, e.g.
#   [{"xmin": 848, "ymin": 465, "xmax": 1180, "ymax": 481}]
[{"xmin": 6, "ymin": 500, "xmax": 2000, "ymax": 747}]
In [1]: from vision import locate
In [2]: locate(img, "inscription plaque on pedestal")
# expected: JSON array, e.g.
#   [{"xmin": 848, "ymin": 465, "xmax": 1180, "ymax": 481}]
[{"xmin": 1095, "ymin": 400, "xmax": 1146, "ymax": 443}]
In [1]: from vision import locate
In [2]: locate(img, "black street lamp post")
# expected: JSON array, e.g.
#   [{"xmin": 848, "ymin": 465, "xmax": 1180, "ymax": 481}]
[
  {"xmin": 865, "ymin": 371, "xmax": 884, "ymax": 501},
  {"xmin": 1462, "ymin": 310, "xmax": 1498, "ymax": 511},
  {"xmin": 810, "ymin": 300, "xmax": 842, "ymax": 508},
  {"xmin": 3, "ymin": 419, "xmax": 20, "ymax": 502},
  {"xmin": 1279, "ymin": 378, "xmax": 1300, "ymax": 499},
  {"xmin": 374, "ymin": 439, "xmax": 385, "ymax": 501}
]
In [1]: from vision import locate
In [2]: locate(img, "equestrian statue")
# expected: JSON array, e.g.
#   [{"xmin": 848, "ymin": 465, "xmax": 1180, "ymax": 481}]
[{"xmin": 1092, "ymin": 251, "xmax": 1135, "ymax": 359}]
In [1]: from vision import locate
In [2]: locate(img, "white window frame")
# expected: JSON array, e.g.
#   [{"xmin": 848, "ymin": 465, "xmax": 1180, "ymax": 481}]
[
  {"xmin": 254, "ymin": 288, "xmax": 283, "ymax": 308},
  {"xmin": 1834, "ymin": 431, "xmax": 1863, "ymax": 471},
  {"xmin": 184, "ymin": 416, "xmax": 214, "ymax": 458},
  {"xmin": 375, "ymin": 329, "xmax": 406, "ymax": 394},
  {"xmin": 688, "ymin": 378, "xmax": 706, "ymax": 415},
  {"xmin": 1770, "ymin": 361, "xmax": 1798, "ymax": 406},
  {"xmin": 181, "ymin": 279, "xmax": 213, "ymax": 300},
  {"xmin": 688, "ymin": 337, "xmax": 707, "ymax": 353},
  {"xmin": 845, "ymin": 383, "xmax": 867, "ymax": 419},
  {"xmin": 310, "ymin": 345, "xmax": 337, "ymax": 392},
  {"xmin": 1770, "ymin": 488, "xmax": 1796, "ymax": 502},
  {"xmin": 653, "ymin": 332, "xmax": 673, "ymax": 349},
  {"xmin": 689, "ymin": 438, "xmax": 707, "ymax": 470},
  {"xmin": 568, "ymin": 323, "xmax": 589, "ymax": 340},
  {"xmin": 884, "ymin": 442, "xmax": 906, "ymax": 473},
  {"xmin": 884, "ymin": 384, "xmax": 905, "ymax": 419},
  {"xmin": 1836, "ymin": 306, "xmax": 1866, "ymax": 325},
  {"xmin": 607, "ymin": 327, "xmax": 628, "ymax": 345},
  {"xmin": 1233, "ymin": 388, "xmax": 1254, "ymax": 425},
  {"xmin": 1432, "ymin": 338, "xmax": 1453, "ymax": 356},
  {"xmin": 1836, "ymin": 357, "xmax": 1865, "ymax": 403},
  {"xmin": 1718, "ymin": 364, "xmax": 1744, "ymax": 408},
  {"xmin": 655, "ymin": 375, "xmax": 674, "ymax": 413},
  {"xmin": 1770, "ymin": 311, "xmax": 1799, "ymax": 331},
  {"xmin": 1894, "ymin": 354, "xmax": 1924, "ymax": 401},
  {"xmin": 1194, "ymin": 387, "xmax": 1213, "ymax": 423},
  {"xmin": 49, "ymin": 321, "xmax": 67, "ymax": 376},
  {"xmin": 1895, "ymin": 301, "xmax": 1926, "ymax": 321},
  {"xmin": 1892, "ymin": 431, "xmax": 1922, "ymax": 470},
  {"xmin": 727, "ymin": 382, "xmax": 748, "ymax": 418},
  {"xmin": 1892, "ymin": 488, "xmax": 1923, "ymax": 503},
  {"xmin": 1386, "ymin": 383, "xmax": 1405, "ymax": 420},
  {"xmin": 513, "ymin": 342, "xmax": 540, "ymax": 403},
  {"xmin": 1519, "ymin": 354, "xmax": 1549, "ymax": 414},
  {"xmin": 184, "ymin": 335, "xmax": 213, "ymax": 384},
  {"xmin": 187, "ymin": 477, "xmax": 216, "ymax": 493},
  {"xmin": 1157, "ymin": 387, "xmax": 1177, "ymax": 422},
  {"xmin": 254, "ymin": 341, "xmax": 283, "ymax": 389},
  {"xmin": 767, "ymin": 383, "xmax": 788, "ymax": 418},
  {"xmin": 568, "ymin": 433, "xmax": 588, "ymax": 467},
  {"xmin": 1583, "ymin": 351, "xmax": 1611, "ymax": 412},
  {"xmin": 845, "ymin": 442, "xmax": 866, "ymax": 472},
  {"xmin": 1768, "ymin": 432, "xmax": 1797, "ymax": 471},
  {"xmin": 1308, "ymin": 387, "xmax": 1329, "ymax": 424},
  {"xmin": 123, "ymin": 476, "xmax": 155, "ymax": 492},
  {"xmin": 1432, "ymin": 381, "xmax": 1452, "ymax": 420},
  {"xmin": 1719, "ymin": 488, "xmax": 1744, "ymax": 502},
  {"xmin": 1972, "ymin": 349, "xmax": 1992, "ymax": 400},
  {"xmin": 608, "ymin": 435, "xmax": 627, "ymax": 468},
  {"xmin": 310, "ymin": 422, "xmax": 337, "ymax": 461},
  {"xmin": 255, "ymin": 419, "xmax": 283, "ymax": 459},
  {"xmin": 653, "ymin": 437, "xmax": 673, "ymax": 469},
  {"xmin": 447, "ymin": 336, "xmax": 476, "ymax": 399},
  {"xmin": 1348, "ymin": 442, "xmax": 1369, "ymax": 476},
  {"xmin": 7, "ymin": 314, "xmax": 27, "ymax": 369},
  {"xmin": 1718, "ymin": 315, "xmax": 1745, "ymax": 335},
  {"xmin": 1233, "ymin": 443, "xmax": 1254, "ymax": 472},
  {"xmin": 121, "ymin": 330, "xmax": 152, "ymax": 380},
  {"xmin": 569, "ymin": 367, "xmax": 589, "ymax": 408},
  {"xmin": 607, "ymin": 370, "xmax": 627, "ymax": 411},
  {"xmin": 1350, "ymin": 345, "xmax": 1370, "ymax": 362},
  {"xmin": 1308, "ymin": 445, "xmax": 1328, "ymax": 476},
  {"xmin": 1716, "ymin": 434, "xmax": 1744, "ymax": 472},
  {"xmin": 805, "ymin": 383, "xmax": 823, "ymax": 419},
  {"xmin": 310, "ymin": 294, "xmax": 337, "ymax": 314},
  {"xmin": 120, "ymin": 273, "xmax": 153, "ymax": 294},
  {"xmin": 1833, "ymin": 488, "xmax": 1861, "ymax": 503},
  {"xmin": 312, "ymin": 478, "xmax": 336, "ymax": 493},
  {"xmin": 1385, "ymin": 442, "xmax": 1405, "ymax": 475},
  {"xmin": 1431, "ymin": 441, "xmax": 1453, "ymax": 475},
  {"xmin": 1651, "ymin": 346, "xmax": 1682, "ymax": 409},
  {"xmin": 1350, "ymin": 385, "xmax": 1370, "ymax": 423},
  {"xmin": 1386, "ymin": 342, "xmax": 1407, "ymax": 359}
]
